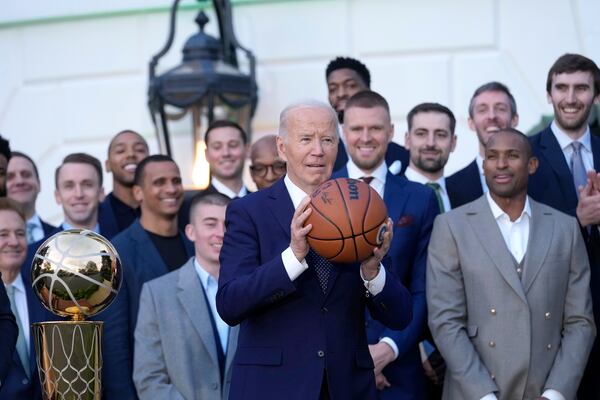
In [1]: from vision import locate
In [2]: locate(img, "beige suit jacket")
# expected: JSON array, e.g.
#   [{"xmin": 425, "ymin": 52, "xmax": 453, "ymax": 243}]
[{"xmin": 427, "ymin": 196, "xmax": 595, "ymax": 400}]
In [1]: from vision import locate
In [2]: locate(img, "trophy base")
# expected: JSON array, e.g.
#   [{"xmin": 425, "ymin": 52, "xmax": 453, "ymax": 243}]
[{"xmin": 33, "ymin": 321, "xmax": 103, "ymax": 400}]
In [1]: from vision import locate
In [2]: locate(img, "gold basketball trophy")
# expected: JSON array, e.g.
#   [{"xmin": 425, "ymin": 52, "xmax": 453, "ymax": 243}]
[{"xmin": 30, "ymin": 230, "xmax": 122, "ymax": 400}]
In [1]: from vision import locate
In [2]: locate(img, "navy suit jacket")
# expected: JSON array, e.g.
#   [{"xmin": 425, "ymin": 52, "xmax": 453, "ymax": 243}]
[
  {"xmin": 101, "ymin": 219, "xmax": 193, "ymax": 400},
  {"xmin": 333, "ymin": 168, "xmax": 438, "ymax": 399},
  {"xmin": 0, "ymin": 269, "xmax": 55, "ymax": 400},
  {"xmin": 216, "ymin": 178, "xmax": 412, "ymax": 400},
  {"xmin": 334, "ymin": 141, "xmax": 410, "ymax": 176},
  {"xmin": 446, "ymin": 159, "xmax": 483, "ymax": 209},
  {"xmin": 0, "ymin": 274, "xmax": 17, "ymax": 387},
  {"xmin": 40, "ymin": 219, "xmax": 56, "ymax": 237}
]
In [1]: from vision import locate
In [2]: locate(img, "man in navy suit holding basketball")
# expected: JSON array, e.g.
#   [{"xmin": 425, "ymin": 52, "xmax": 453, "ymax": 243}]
[
  {"xmin": 216, "ymin": 99, "xmax": 412, "ymax": 400},
  {"xmin": 332, "ymin": 91, "xmax": 438, "ymax": 399}
]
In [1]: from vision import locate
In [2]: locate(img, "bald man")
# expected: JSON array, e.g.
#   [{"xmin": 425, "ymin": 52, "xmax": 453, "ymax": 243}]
[{"xmin": 249, "ymin": 135, "xmax": 286, "ymax": 190}]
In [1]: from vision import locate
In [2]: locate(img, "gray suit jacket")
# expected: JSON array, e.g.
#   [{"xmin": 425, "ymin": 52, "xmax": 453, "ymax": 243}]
[
  {"xmin": 427, "ymin": 196, "xmax": 595, "ymax": 400},
  {"xmin": 133, "ymin": 258, "xmax": 238, "ymax": 400}
]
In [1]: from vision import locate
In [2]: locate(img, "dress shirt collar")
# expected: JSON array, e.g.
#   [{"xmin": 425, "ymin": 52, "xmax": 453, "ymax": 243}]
[
  {"xmin": 486, "ymin": 191, "xmax": 531, "ymax": 222},
  {"xmin": 27, "ymin": 214, "xmax": 42, "ymax": 229},
  {"xmin": 551, "ymin": 120, "xmax": 591, "ymax": 152},
  {"xmin": 211, "ymin": 177, "xmax": 248, "ymax": 199},
  {"xmin": 404, "ymin": 166, "xmax": 448, "ymax": 193},
  {"xmin": 193, "ymin": 258, "xmax": 216, "ymax": 290},
  {"xmin": 346, "ymin": 159, "xmax": 388, "ymax": 185},
  {"xmin": 284, "ymin": 175, "xmax": 310, "ymax": 209},
  {"xmin": 4, "ymin": 272, "xmax": 25, "ymax": 293},
  {"xmin": 475, "ymin": 154, "xmax": 485, "ymax": 176},
  {"xmin": 61, "ymin": 222, "xmax": 100, "ymax": 233}
]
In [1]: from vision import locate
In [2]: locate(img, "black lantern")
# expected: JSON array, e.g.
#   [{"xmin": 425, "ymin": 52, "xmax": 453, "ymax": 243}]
[{"xmin": 148, "ymin": 0, "xmax": 258, "ymax": 186}]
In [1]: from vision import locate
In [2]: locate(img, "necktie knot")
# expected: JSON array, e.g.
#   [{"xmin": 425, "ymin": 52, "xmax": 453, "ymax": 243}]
[
  {"xmin": 426, "ymin": 182, "xmax": 441, "ymax": 191},
  {"xmin": 571, "ymin": 141, "xmax": 583, "ymax": 153},
  {"xmin": 360, "ymin": 176, "xmax": 374, "ymax": 185}
]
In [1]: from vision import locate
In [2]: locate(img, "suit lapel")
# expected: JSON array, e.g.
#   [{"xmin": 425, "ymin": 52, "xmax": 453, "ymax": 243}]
[
  {"xmin": 522, "ymin": 201, "xmax": 554, "ymax": 293},
  {"xmin": 592, "ymin": 133, "xmax": 600, "ymax": 171},
  {"xmin": 177, "ymin": 260, "xmax": 220, "ymax": 368},
  {"xmin": 225, "ymin": 326, "xmax": 239, "ymax": 374},
  {"xmin": 384, "ymin": 173, "xmax": 410, "ymax": 221},
  {"xmin": 465, "ymin": 197, "xmax": 527, "ymax": 303},
  {"xmin": 268, "ymin": 179, "xmax": 294, "ymax": 241},
  {"xmin": 131, "ymin": 221, "xmax": 169, "ymax": 280},
  {"xmin": 539, "ymin": 127, "xmax": 578, "ymax": 205}
]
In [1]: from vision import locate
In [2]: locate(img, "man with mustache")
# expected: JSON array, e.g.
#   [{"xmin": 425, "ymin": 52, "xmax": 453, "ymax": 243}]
[
  {"xmin": 446, "ymin": 82, "xmax": 519, "ymax": 208},
  {"xmin": 100, "ymin": 130, "xmax": 149, "ymax": 234},
  {"xmin": 527, "ymin": 53, "xmax": 600, "ymax": 398}
]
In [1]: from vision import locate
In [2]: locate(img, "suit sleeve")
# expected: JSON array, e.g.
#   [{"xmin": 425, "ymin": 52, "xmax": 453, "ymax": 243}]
[
  {"xmin": 0, "ymin": 278, "xmax": 17, "ymax": 384},
  {"xmin": 427, "ymin": 215, "xmax": 499, "ymax": 398},
  {"xmin": 380, "ymin": 191, "xmax": 438, "ymax": 358},
  {"xmin": 101, "ymin": 264, "xmax": 137, "ymax": 400},
  {"xmin": 217, "ymin": 200, "xmax": 298, "ymax": 326},
  {"xmin": 133, "ymin": 284, "xmax": 185, "ymax": 400},
  {"xmin": 544, "ymin": 218, "xmax": 596, "ymax": 398}
]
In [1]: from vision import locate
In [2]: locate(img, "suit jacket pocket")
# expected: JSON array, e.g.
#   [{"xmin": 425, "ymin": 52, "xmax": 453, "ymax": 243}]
[
  {"xmin": 236, "ymin": 347, "xmax": 282, "ymax": 366},
  {"xmin": 467, "ymin": 325, "xmax": 478, "ymax": 338},
  {"xmin": 355, "ymin": 348, "xmax": 375, "ymax": 369}
]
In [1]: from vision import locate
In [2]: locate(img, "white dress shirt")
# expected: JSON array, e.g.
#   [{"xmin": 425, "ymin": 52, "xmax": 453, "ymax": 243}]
[
  {"xmin": 4, "ymin": 274, "xmax": 30, "ymax": 353},
  {"xmin": 26, "ymin": 214, "xmax": 45, "ymax": 244},
  {"xmin": 475, "ymin": 155, "xmax": 489, "ymax": 194},
  {"xmin": 481, "ymin": 194, "xmax": 564, "ymax": 400},
  {"xmin": 550, "ymin": 121, "xmax": 594, "ymax": 172},
  {"xmin": 211, "ymin": 177, "xmax": 248, "ymax": 199},
  {"xmin": 194, "ymin": 259, "xmax": 229, "ymax": 353},
  {"xmin": 346, "ymin": 159, "xmax": 387, "ymax": 198},
  {"xmin": 404, "ymin": 167, "xmax": 452, "ymax": 212},
  {"xmin": 61, "ymin": 222, "xmax": 100, "ymax": 233},
  {"xmin": 281, "ymin": 175, "xmax": 386, "ymax": 296}
]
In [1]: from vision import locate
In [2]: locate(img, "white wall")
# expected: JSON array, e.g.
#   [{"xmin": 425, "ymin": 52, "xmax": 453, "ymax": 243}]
[{"xmin": 1, "ymin": 0, "xmax": 599, "ymax": 223}]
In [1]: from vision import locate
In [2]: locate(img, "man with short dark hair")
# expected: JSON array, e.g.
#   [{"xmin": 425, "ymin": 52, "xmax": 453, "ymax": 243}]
[
  {"xmin": 446, "ymin": 82, "xmax": 519, "ymax": 207},
  {"xmin": 405, "ymin": 102, "xmax": 457, "ymax": 212},
  {"xmin": 134, "ymin": 193, "xmax": 238, "ymax": 400},
  {"xmin": 0, "ymin": 198, "xmax": 53, "ymax": 399},
  {"xmin": 6, "ymin": 152, "xmax": 56, "ymax": 243},
  {"xmin": 102, "ymin": 154, "xmax": 192, "ymax": 400},
  {"xmin": 249, "ymin": 135, "xmax": 286, "ymax": 190},
  {"xmin": 333, "ymin": 91, "xmax": 438, "ymax": 400},
  {"xmin": 428, "ymin": 128, "xmax": 595, "ymax": 400},
  {"xmin": 218, "ymin": 99, "xmax": 412, "ymax": 400},
  {"xmin": 99, "ymin": 130, "xmax": 149, "ymax": 234},
  {"xmin": 326, "ymin": 56, "xmax": 409, "ymax": 174},
  {"xmin": 528, "ymin": 53, "xmax": 600, "ymax": 398},
  {"xmin": 0, "ymin": 136, "xmax": 11, "ymax": 197}
]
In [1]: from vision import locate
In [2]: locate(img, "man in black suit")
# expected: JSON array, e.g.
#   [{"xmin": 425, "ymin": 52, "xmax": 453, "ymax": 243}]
[
  {"xmin": 326, "ymin": 56, "xmax": 409, "ymax": 174},
  {"xmin": 527, "ymin": 53, "xmax": 600, "ymax": 398},
  {"xmin": 6, "ymin": 152, "xmax": 56, "ymax": 243},
  {"xmin": 446, "ymin": 82, "xmax": 518, "ymax": 207}
]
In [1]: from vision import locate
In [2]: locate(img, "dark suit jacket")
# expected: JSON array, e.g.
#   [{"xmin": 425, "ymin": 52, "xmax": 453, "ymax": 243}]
[
  {"xmin": 0, "ymin": 269, "xmax": 54, "ymax": 400},
  {"xmin": 334, "ymin": 141, "xmax": 409, "ymax": 175},
  {"xmin": 101, "ymin": 219, "xmax": 193, "ymax": 400},
  {"xmin": 40, "ymin": 219, "xmax": 56, "ymax": 237},
  {"xmin": 446, "ymin": 159, "xmax": 483, "ymax": 209},
  {"xmin": 528, "ymin": 125, "xmax": 600, "ymax": 398},
  {"xmin": 0, "ymin": 273, "xmax": 17, "ymax": 387},
  {"xmin": 216, "ymin": 178, "xmax": 412, "ymax": 400},
  {"xmin": 333, "ymin": 169, "xmax": 438, "ymax": 399}
]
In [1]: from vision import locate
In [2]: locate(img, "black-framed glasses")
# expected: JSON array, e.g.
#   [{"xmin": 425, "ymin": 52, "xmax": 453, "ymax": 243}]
[{"xmin": 249, "ymin": 161, "xmax": 286, "ymax": 177}]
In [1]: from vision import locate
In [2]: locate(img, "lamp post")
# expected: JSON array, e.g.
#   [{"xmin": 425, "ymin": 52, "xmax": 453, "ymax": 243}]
[{"xmin": 148, "ymin": 0, "xmax": 257, "ymax": 187}]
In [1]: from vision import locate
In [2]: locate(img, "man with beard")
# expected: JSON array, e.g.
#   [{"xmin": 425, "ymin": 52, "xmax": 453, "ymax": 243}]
[
  {"xmin": 332, "ymin": 91, "xmax": 438, "ymax": 400},
  {"xmin": 102, "ymin": 155, "xmax": 193, "ymax": 400},
  {"xmin": 179, "ymin": 121, "xmax": 250, "ymax": 228},
  {"xmin": 446, "ymin": 82, "xmax": 518, "ymax": 207},
  {"xmin": 528, "ymin": 53, "xmax": 600, "ymax": 398},
  {"xmin": 326, "ymin": 57, "xmax": 409, "ymax": 174},
  {"xmin": 404, "ymin": 103, "xmax": 457, "ymax": 212},
  {"xmin": 0, "ymin": 136, "xmax": 11, "ymax": 197},
  {"xmin": 100, "ymin": 130, "xmax": 149, "ymax": 234},
  {"xmin": 428, "ymin": 128, "xmax": 595, "ymax": 400}
]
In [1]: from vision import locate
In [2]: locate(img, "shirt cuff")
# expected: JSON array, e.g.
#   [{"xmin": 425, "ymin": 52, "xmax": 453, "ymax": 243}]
[
  {"xmin": 480, "ymin": 394, "xmax": 497, "ymax": 400},
  {"xmin": 361, "ymin": 263, "xmax": 385, "ymax": 295},
  {"xmin": 379, "ymin": 337, "xmax": 399, "ymax": 360},
  {"xmin": 281, "ymin": 247, "xmax": 308, "ymax": 281},
  {"xmin": 542, "ymin": 389, "xmax": 565, "ymax": 400}
]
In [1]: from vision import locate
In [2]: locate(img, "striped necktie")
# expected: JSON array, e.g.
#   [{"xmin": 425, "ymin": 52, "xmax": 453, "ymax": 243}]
[{"xmin": 426, "ymin": 182, "xmax": 445, "ymax": 213}]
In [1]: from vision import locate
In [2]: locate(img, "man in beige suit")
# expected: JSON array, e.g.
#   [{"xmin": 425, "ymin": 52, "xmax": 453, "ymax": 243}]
[{"xmin": 427, "ymin": 128, "xmax": 595, "ymax": 400}]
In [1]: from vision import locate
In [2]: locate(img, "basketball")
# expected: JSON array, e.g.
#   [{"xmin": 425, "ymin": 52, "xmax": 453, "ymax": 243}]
[{"xmin": 304, "ymin": 178, "xmax": 388, "ymax": 263}]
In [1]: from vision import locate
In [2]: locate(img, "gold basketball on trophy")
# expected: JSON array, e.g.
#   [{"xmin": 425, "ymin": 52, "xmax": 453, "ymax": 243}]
[
  {"xmin": 30, "ymin": 229, "xmax": 122, "ymax": 400},
  {"xmin": 31, "ymin": 229, "xmax": 122, "ymax": 320}
]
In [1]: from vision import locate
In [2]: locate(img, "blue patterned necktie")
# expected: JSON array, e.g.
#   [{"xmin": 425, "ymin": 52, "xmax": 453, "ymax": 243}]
[
  {"xmin": 570, "ymin": 141, "xmax": 587, "ymax": 197},
  {"xmin": 307, "ymin": 249, "xmax": 331, "ymax": 293},
  {"xmin": 6, "ymin": 285, "xmax": 30, "ymax": 377}
]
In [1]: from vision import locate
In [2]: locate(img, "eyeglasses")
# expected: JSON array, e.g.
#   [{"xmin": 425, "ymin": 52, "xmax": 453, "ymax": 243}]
[{"xmin": 249, "ymin": 161, "xmax": 286, "ymax": 177}]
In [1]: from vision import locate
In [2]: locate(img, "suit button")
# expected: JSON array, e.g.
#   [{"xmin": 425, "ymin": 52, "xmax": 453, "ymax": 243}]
[
  {"xmin": 545, "ymin": 312, "xmax": 551, "ymax": 319},
  {"xmin": 547, "ymin": 344, "xmax": 552, "ymax": 350},
  {"xmin": 317, "ymin": 350, "xmax": 325, "ymax": 358},
  {"xmin": 489, "ymin": 341, "xmax": 495, "ymax": 348},
  {"xmin": 490, "ymin": 308, "xmax": 497, "ymax": 315},
  {"xmin": 516, "ymin": 268, "xmax": 522, "ymax": 274},
  {"xmin": 321, "ymin": 307, "xmax": 328, "ymax": 313},
  {"xmin": 22, "ymin": 378, "xmax": 28, "ymax": 385},
  {"xmin": 490, "ymin": 374, "xmax": 495, "ymax": 380}
]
